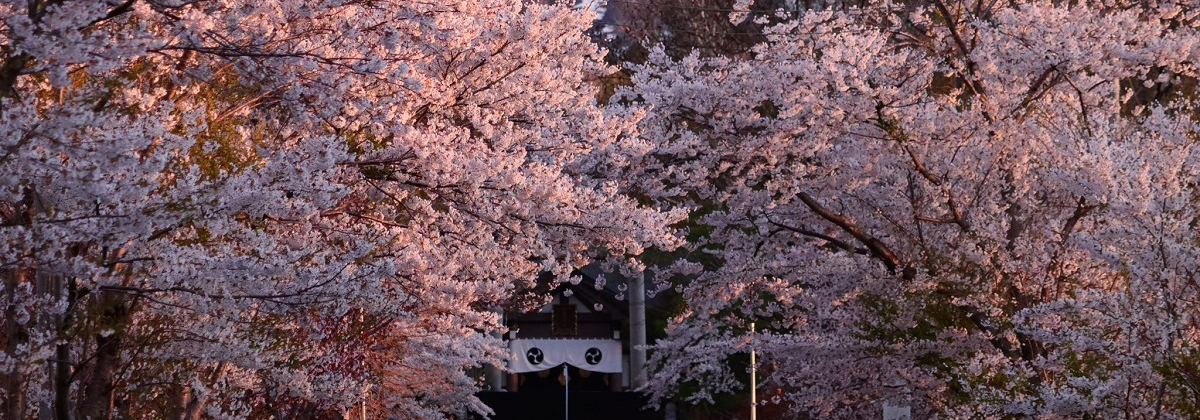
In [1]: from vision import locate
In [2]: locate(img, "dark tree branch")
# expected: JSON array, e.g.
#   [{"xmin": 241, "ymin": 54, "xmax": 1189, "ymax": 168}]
[
  {"xmin": 795, "ymin": 191, "xmax": 902, "ymax": 274},
  {"xmin": 767, "ymin": 219, "xmax": 870, "ymax": 255}
]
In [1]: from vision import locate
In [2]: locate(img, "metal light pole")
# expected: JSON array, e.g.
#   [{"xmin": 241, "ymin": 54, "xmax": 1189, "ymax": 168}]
[
  {"xmin": 564, "ymin": 363, "xmax": 570, "ymax": 420},
  {"xmin": 630, "ymin": 276, "xmax": 647, "ymax": 388},
  {"xmin": 750, "ymin": 322, "xmax": 756, "ymax": 420}
]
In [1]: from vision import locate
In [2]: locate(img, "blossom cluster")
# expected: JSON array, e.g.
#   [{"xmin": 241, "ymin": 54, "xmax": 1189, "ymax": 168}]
[
  {"xmin": 625, "ymin": 1, "xmax": 1200, "ymax": 418},
  {"xmin": 0, "ymin": 1, "xmax": 678, "ymax": 418}
]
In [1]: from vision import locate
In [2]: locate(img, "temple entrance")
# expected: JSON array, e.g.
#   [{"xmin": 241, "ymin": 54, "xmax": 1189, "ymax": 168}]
[{"xmin": 518, "ymin": 365, "xmax": 611, "ymax": 392}]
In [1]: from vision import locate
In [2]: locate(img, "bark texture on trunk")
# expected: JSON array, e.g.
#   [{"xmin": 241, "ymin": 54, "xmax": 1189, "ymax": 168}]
[
  {"xmin": 53, "ymin": 277, "xmax": 78, "ymax": 420},
  {"xmin": 2, "ymin": 268, "xmax": 30, "ymax": 420},
  {"xmin": 78, "ymin": 293, "xmax": 129, "ymax": 420}
]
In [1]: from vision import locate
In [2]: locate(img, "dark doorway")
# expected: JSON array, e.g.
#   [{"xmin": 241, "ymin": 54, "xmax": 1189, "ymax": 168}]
[{"xmin": 519, "ymin": 365, "xmax": 611, "ymax": 392}]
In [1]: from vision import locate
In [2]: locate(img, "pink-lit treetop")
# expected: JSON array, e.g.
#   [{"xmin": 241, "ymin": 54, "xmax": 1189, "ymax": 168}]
[
  {"xmin": 0, "ymin": 1, "xmax": 679, "ymax": 418},
  {"xmin": 622, "ymin": 0, "xmax": 1200, "ymax": 418}
]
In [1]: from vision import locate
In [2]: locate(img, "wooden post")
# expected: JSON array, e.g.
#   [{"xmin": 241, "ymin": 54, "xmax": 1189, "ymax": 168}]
[{"xmin": 507, "ymin": 373, "xmax": 519, "ymax": 392}]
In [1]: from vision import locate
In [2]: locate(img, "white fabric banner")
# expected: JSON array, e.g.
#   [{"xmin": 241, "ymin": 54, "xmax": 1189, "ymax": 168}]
[{"xmin": 507, "ymin": 338, "xmax": 622, "ymax": 373}]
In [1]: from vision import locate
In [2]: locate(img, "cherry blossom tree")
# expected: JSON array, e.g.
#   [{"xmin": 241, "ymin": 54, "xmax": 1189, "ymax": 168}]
[
  {"xmin": 621, "ymin": 0, "xmax": 1200, "ymax": 418},
  {"xmin": 0, "ymin": 1, "xmax": 679, "ymax": 419}
]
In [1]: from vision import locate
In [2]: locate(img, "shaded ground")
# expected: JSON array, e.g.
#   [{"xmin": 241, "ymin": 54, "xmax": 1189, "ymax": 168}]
[{"xmin": 476, "ymin": 391, "xmax": 660, "ymax": 420}]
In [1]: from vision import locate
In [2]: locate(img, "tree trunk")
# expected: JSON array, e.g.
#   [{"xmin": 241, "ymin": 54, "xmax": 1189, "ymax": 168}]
[
  {"xmin": 2, "ymin": 267, "xmax": 30, "ymax": 420},
  {"xmin": 178, "ymin": 362, "xmax": 225, "ymax": 420},
  {"xmin": 53, "ymin": 278, "xmax": 78, "ymax": 420},
  {"xmin": 79, "ymin": 332, "xmax": 120, "ymax": 420},
  {"xmin": 0, "ymin": 52, "xmax": 31, "ymax": 98},
  {"xmin": 53, "ymin": 341, "xmax": 71, "ymax": 420},
  {"xmin": 78, "ymin": 293, "xmax": 129, "ymax": 420}
]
